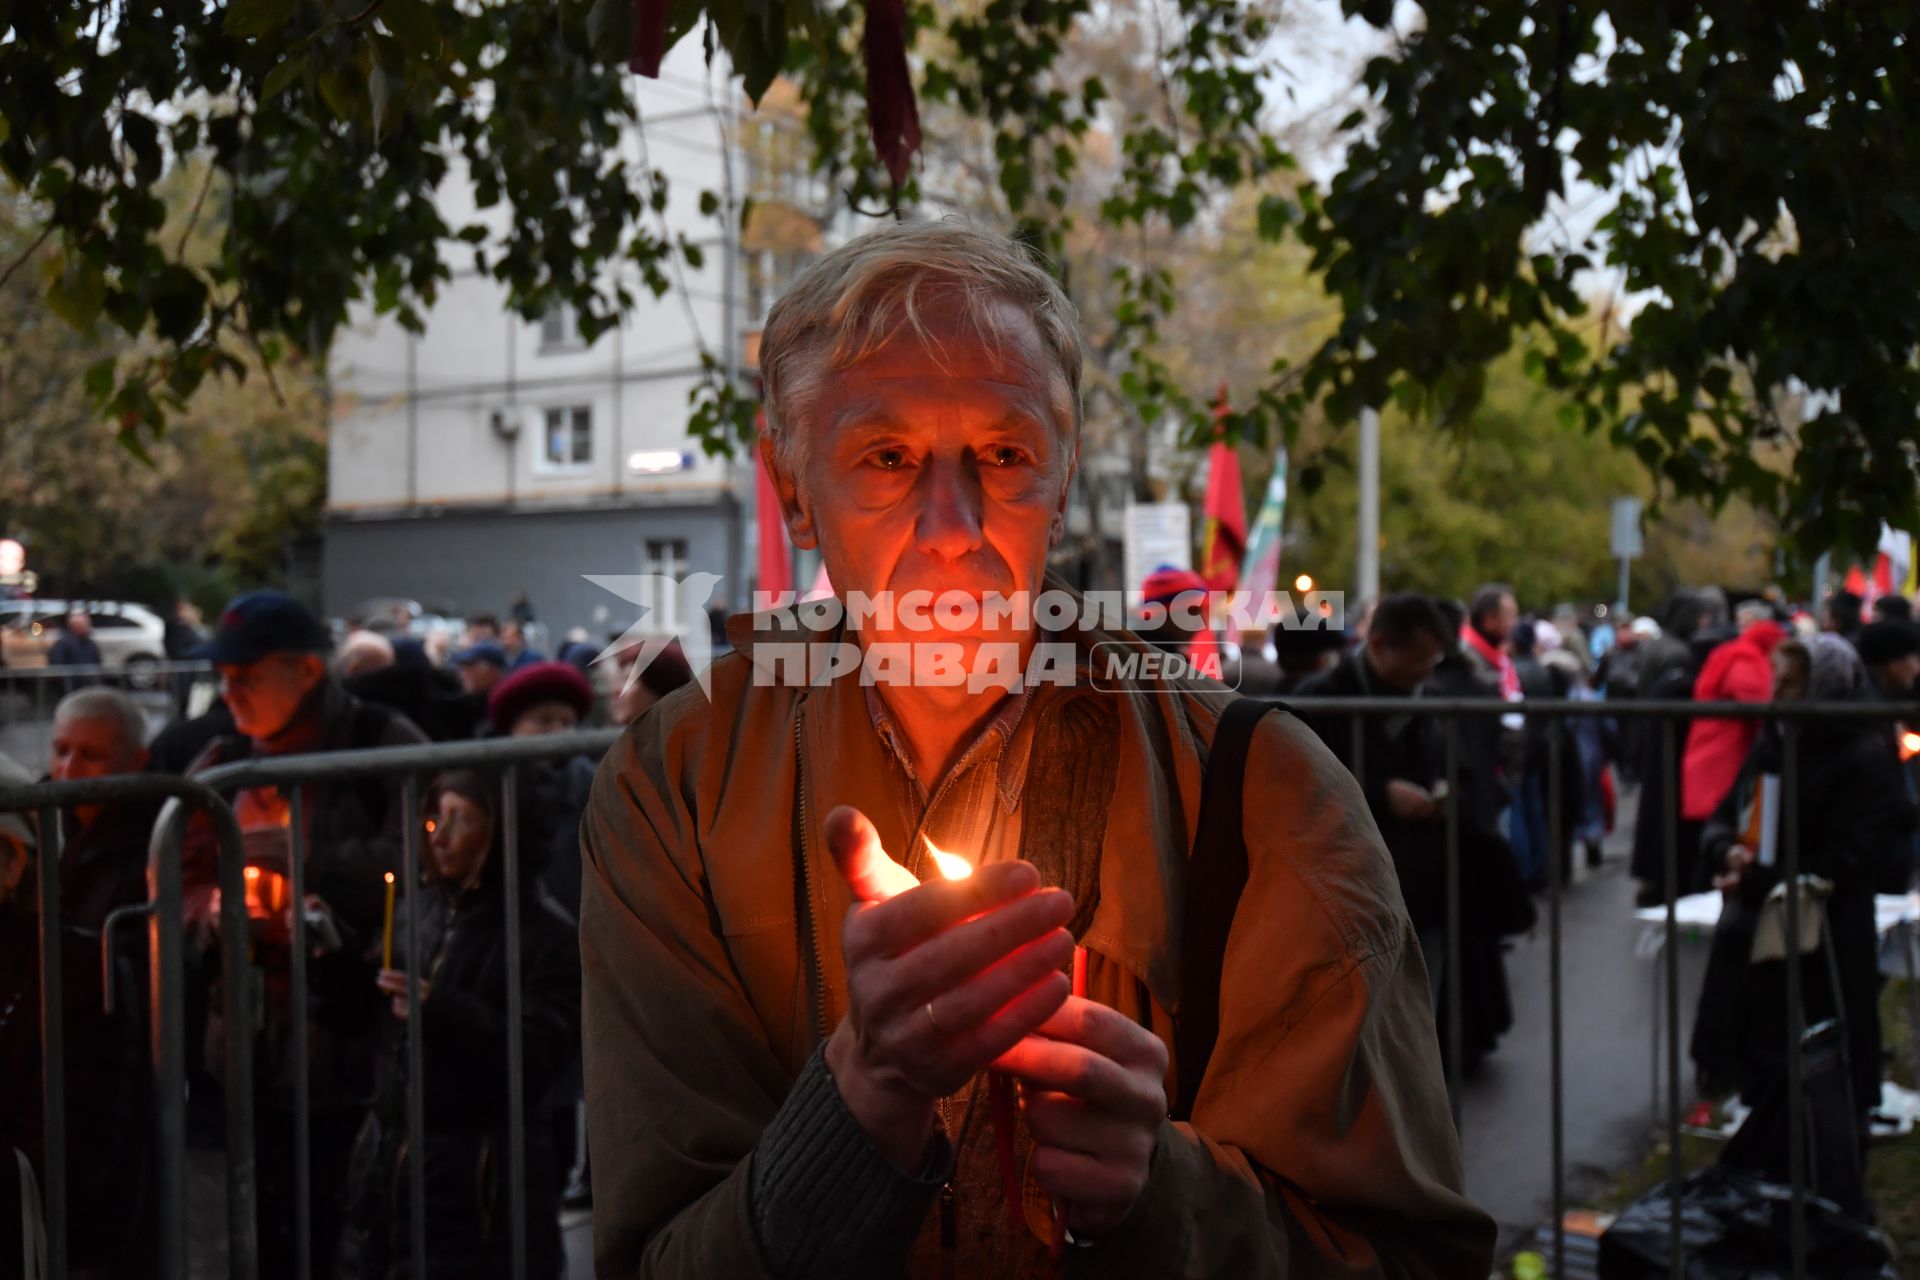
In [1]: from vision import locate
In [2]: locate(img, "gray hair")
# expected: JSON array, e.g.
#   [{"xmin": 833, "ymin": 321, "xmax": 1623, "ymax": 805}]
[
  {"xmin": 758, "ymin": 220, "xmax": 1085, "ymax": 471},
  {"xmin": 1806, "ymin": 632, "xmax": 1869, "ymax": 701},
  {"xmin": 335, "ymin": 629, "xmax": 396, "ymax": 679},
  {"xmin": 53, "ymin": 687, "xmax": 149, "ymax": 755},
  {"xmin": 1734, "ymin": 599, "xmax": 1774, "ymax": 628}
]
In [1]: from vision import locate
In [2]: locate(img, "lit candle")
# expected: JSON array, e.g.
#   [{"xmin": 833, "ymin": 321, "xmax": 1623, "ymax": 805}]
[
  {"xmin": 381, "ymin": 871, "xmax": 397, "ymax": 970},
  {"xmin": 923, "ymin": 837, "xmax": 974, "ymax": 881}
]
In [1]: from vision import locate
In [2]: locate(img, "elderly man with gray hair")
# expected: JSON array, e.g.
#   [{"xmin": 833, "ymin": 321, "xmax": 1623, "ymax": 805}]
[
  {"xmin": 581, "ymin": 222, "xmax": 1492, "ymax": 1277},
  {"xmin": 45, "ymin": 686, "xmax": 158, "ymax": 931}
]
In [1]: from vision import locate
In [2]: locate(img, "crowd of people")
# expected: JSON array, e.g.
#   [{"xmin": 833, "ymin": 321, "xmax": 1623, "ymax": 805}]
[
  {"xmin": 5, "ymin": 564, "xmax": 1918, "ymax": 1272},
  {"xmin": 4, "ymin": 220, "xmax": 1918, "ymax": 1278},
  {"xmin": 1204, "ymin": 576, "xmax": 1918, "ymax": 1196},
  {"xmin": 1, "ymin": 588, "xmax": 694, "ymax": 1277}
]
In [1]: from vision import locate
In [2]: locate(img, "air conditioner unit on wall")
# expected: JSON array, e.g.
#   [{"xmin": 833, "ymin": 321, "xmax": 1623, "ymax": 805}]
[{"xmin": 490, "ymin": 407, "xmax": 521, "ymax": 440}]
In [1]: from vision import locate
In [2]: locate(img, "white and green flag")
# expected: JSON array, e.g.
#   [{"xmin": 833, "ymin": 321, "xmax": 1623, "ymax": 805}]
[{"xmin": 1237, "ymin": 453, "xmax": 1288, "ymax": 594}]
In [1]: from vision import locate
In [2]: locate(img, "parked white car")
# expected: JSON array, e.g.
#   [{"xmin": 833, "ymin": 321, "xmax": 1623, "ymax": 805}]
[{"xmin": 0, "ymin": 598, "xmax": 171, "ymax": 673}]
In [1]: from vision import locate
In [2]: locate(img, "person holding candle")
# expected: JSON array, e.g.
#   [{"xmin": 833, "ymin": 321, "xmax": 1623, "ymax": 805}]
[
  {"xmin": 580, "ymin": 222, "xmax": 1494, "ymax": 1278},
  {"xmin": 339, "ymin": 768, "xmax": 581, "ymax": 1280},
  {"xmin": 176, "ymin": 589, "xmax": 429, "ymax": 1278}
]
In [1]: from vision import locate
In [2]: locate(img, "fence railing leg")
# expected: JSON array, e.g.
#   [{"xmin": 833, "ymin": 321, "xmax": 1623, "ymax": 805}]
[
  {"xmin": 1443, "ymin": 716, "xmax": 1461, "ymax": 1127},
  {"xmin": 1546, "ymin": 724, "xmax": 1565, "ymax": 1280},
  {"xmin": 503, "ymin": 767, "xmax": 529, "ymax": 1280},
  {"xmin": 404, "ymin": 775, "xmax": 428, "ymax": 1280},
  {"xmin": 214, "ymin": 803, "xmax": 260, "ymax": 1279},
  {"xmin": 288, "ymin": 789, "xmax": 312, "ymax": 1280},
  {"xmin": 1781, "ymin": 724, "xmax": 1806, "ymax": 1280},
  {"xmin": 150, "ymin": 806, "xmax": 189, "ymax": 1280},
  {"xmin": 37, "ymin": 805, "xmax": 68, "ymax": 1280},
  {"xmin": 1662, "ymin": 718, "xmax": 1681, "ymax": 1280}
]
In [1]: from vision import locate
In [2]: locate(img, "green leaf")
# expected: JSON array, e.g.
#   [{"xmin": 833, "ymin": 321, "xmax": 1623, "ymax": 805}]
[
  {"xmin": 699, "ymin": 190, "xmax": 720, "ymax": 217},
  {"xmin": 84, "ymin": 357, "xmax": 118, "ymax": 402},
  {"xmin": 379, "ymin": 0, "xmax": 440, "ymax": 57},
  {"xmin": 46, "ymin": 254, "xmax": 106, "ymax": 331},
  {"xmin": 122, "ymin": 113, "xmax": 162, "ymax": 186},
  {"xmin": 368, "ymin": 60, "xmax": 394, "ymax": 141},
  {"xmin": 223, "ymin": 0, "xmax": 297, "ymax": 38},
  {"xmin": 261, "ymin": 54, "xmax": 307, "ymax": 102}
]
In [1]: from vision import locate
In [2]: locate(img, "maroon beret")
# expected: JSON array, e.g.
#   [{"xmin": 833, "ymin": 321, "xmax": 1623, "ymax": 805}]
[{"xmin": 486, "ymin": 660, "xmax": 595, "ymax": 734}]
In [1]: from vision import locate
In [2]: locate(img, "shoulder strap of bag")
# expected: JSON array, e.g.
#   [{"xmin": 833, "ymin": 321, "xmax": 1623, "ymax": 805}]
[{"xmin": 1172, "ymin": 697, "xmax": 1288, "ymax": 1122}]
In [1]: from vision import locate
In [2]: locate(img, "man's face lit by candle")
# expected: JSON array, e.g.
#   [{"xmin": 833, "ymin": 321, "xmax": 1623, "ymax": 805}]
[{"xmin": 763, "ymin": 300, "xmax": 1077, "ymax": 663}]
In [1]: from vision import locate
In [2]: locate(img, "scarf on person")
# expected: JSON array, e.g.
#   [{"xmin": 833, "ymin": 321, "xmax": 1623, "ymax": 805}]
[{"xmin": 1461, "ymin": 622, "xmax": 1520, "ymax": 701}]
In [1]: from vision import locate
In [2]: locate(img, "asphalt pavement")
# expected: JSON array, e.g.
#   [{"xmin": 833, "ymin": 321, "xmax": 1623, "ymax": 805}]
[{"xmin": 1459, "ymin": 787, "xmax": 1711, "ymax": 1252}]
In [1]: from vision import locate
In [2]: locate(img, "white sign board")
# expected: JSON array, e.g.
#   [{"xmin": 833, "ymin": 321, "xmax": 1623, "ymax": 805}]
[
  {"xmin": 1610, "ymin": 497, "xmax": 1644, "ymax": 560},
  {"xmin": 1124, "ymin": 502, "xmax": 1192, "ymax": 593}
]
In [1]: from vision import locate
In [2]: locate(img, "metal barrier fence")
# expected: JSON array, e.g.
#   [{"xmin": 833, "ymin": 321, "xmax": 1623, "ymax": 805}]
[
  {"xmin": 0, "ymin": 660, "xmax": 216, "ymax": 723},
  {"xmin": 2, "ymin": 700, "xmax": 1918, "ymax": 1279},
  {"xmin": 1, "ymin": 728, "xmax": 620, "ymax": 1280}
]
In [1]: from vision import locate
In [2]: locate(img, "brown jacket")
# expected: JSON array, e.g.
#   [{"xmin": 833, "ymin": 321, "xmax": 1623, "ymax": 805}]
[{"xmin": 581, "ymin": 607, "xmax": 1495, "ymax": 1278}]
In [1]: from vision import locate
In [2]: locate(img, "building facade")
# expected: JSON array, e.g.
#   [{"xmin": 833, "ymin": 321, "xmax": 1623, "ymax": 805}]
[{"xmin": 323, "ymin": 44, "xmax": 752, "ymax": 639}]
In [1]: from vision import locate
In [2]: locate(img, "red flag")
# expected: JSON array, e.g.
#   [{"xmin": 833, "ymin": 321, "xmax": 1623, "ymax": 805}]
[
  {"xmin": 1199, "ymin": 387, "xmax": 1246, "ymax": 594},
  {"xmin": 756, "ymin": 414, "xmax": 793, "ymax": 599}
]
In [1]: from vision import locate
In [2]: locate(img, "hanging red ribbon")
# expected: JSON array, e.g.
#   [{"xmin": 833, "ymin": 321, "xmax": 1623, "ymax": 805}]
[{"xmin": 863, "ymin": 0, "xmax": 922, "ymax": 189}]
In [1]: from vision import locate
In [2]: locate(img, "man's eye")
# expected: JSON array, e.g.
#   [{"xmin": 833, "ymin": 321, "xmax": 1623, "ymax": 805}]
[
  {"xmin": 985, "ymin": 446, "xmax": 1026, "ymax": 467},
  {"xmin": 869, "ymin": 448, "xmax": 909, "ymax": 471}
]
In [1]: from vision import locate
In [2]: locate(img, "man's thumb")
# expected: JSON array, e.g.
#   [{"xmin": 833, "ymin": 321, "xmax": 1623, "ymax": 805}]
[{"xmin": 824, "ymin": 805, "xmax": 919, "ymax": 902}]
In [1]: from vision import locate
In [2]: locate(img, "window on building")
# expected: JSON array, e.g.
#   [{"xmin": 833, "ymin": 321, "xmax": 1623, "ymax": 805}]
[
  {"xmin": 643, "ymin": 538, "xmax": 690, "ymax": 579},
  {"xmin": 642, "ymin": 538, "xmax": 692, "ymax": 627},
  {"xmin": 539, "ymin": 304, "xmax": 582, "ymax": 351},
  {"xmin": 540, "ymin": 406, "xmax": 593, "ymax": 469}
]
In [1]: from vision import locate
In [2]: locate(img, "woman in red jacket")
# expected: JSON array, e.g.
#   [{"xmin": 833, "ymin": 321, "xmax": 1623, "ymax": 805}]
[{"xmin": 1680, "ymin": 603, "xmax": 1786, "ymax": 882}]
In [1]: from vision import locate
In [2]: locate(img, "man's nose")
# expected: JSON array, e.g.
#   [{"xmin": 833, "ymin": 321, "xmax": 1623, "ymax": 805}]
[{"xmin": 913, "ymin": 454, "xmax": 984, "ymax": 561}]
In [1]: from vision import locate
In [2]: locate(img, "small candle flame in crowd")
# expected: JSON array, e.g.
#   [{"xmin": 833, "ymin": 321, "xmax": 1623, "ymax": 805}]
[
  {"xmin": 1901, "ymin": 731, "xmax": 1920, "ymax": 761},
  {"xmin": 923, "ymin": 837, "xmax": 974, "ymax": 881},
  {"xmin": 381, "ymin": 871, "xmax": 398, "ymax": 970}
]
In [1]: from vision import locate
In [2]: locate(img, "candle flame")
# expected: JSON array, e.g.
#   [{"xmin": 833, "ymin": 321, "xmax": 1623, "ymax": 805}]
[
  {"xmin": 245, "ymin": 866, "xmax": 260, "ymax": 883},
  {"xmin": 1902, "ymin": 731, "xmax": 1920, "ymax": 761},
  {"xmin": 923, "ymin": 837, "xmax": 974, "ymax": 880},
  {"xmin": 384, "ymin": 871, "xmax": 396, "ymax": 885}
]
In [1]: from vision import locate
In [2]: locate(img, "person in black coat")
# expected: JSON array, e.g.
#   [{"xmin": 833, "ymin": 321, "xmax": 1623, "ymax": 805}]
[
  {"xmin": 1629, "ymin": 595, "xmax": 1734, "ymax": 905},
  {"xmin": 339, "ymin": 768, "xmax": 582, "ymax": 1280},
  {"xmin": 1295, "ymin": 595, "xmax": 1455, "ymax": 976},
  {"xmin": 0, "ymin": 762, "xmax": 154, "ymax": 1278},
  {"xmin": 1690, "ymin": 635, "xmax": 1916, "ymax": 1132}
]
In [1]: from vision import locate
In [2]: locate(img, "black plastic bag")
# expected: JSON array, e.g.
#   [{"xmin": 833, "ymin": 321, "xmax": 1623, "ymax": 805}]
[{"xmin": 1596, "ymin": 1166, "xmax": 1893, "ymax": 1280}]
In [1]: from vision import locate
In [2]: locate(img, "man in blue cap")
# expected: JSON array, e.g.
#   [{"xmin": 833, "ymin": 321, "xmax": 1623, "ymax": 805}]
[
  {"xmin": 451, "ymin": 638, "xmax": 511, "ymax": 696},
  {"xmin": 181, "ymin": 589, "xmax": 428, "ymax": 1277}
]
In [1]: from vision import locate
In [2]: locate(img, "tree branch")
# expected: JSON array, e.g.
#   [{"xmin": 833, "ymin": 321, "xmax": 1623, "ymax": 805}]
[
  {"xmin": 174, "ymin": 163, "xmax": 218, "ymax": 261},
  {"xmin": 0, "ymin": 224, "xmax": 58, "ymax": 295}
]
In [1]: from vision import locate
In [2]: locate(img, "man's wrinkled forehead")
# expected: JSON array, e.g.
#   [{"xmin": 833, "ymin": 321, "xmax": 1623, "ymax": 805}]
[{"xmin": 818, "ymin": 308, "xmax": 1071, "ymax": 432}]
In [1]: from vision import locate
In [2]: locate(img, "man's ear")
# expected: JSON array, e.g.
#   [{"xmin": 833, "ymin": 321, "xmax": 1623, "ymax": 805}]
[
  {"xmin": 1048, "ymin": 432, "xmax": 1081, "ymax": 547},
  {"xmin": 761, "ymin": 434, "xmax": 818, "ymax": 550}
]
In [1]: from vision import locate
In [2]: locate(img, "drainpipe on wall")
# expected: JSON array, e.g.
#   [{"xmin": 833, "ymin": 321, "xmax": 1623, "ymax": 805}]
[{"xmin": 406, "ymin": 331, "xmax": 418, "ymax": 506}]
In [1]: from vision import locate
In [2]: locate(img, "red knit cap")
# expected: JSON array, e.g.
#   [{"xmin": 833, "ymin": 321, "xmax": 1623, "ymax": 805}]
[{"xmin": 486, "ymin": 660, "xmax": 595, "ymax": 734}]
